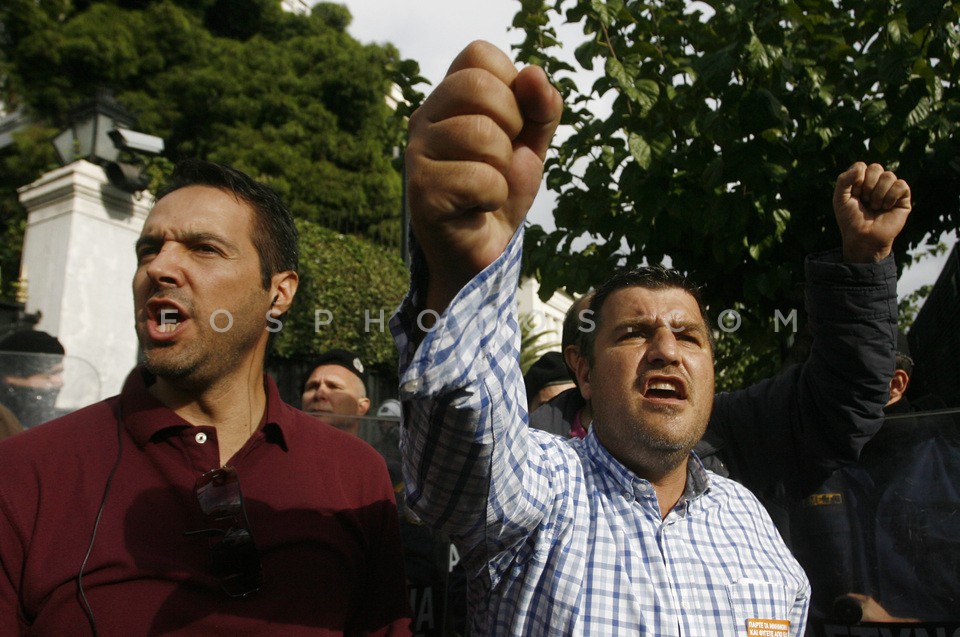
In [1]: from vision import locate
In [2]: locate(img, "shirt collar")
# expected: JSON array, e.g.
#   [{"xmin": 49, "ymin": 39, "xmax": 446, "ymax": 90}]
[
  {"xmin": 683, "ymin": 452, "xmax": 711, "ymax": 503},
  {"xmin": 584, "ymin": 428, "xmax": 712, "ymax": 507},
  {"xmin": 120, "ymin": 366, "xmax": 288, "ymax": 449}
]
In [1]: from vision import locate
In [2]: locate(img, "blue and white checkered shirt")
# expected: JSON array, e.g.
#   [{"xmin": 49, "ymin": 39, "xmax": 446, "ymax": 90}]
[{"xmin": 392, "ymin": 229, "xmax": 810, "ymax": 636}]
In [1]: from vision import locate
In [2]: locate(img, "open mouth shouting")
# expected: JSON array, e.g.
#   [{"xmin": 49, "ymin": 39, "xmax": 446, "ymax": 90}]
[
  {"xmin": 641, "ymin": 375, "xmax": 688, "ymax": 403},
  {"xmin": 145, "ymin": 298, "xmax": 190, "ymax": 342}
]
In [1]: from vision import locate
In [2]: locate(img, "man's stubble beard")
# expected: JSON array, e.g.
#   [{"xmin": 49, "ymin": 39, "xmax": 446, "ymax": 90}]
[
  {"xmin": 138, "ymin": 314, "xmax": 266, "ymax": 387},
  {"xmin": 594, "ymin": 401, "xmax": 708, "ymax": 477}
]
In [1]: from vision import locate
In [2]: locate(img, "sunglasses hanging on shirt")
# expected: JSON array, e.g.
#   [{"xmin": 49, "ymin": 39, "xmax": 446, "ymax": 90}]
[{"xmin": 185, "ymin": 465, "xmax": 263, "ymax": 598}]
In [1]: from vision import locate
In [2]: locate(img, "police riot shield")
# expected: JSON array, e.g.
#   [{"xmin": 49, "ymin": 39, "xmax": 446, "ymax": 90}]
[
  {"xmin": 304, "ymin": 411, "xmax": 402, "ymax": 466},
  {"xmin": 0, "ymin": 351, "xmax": 101, "ymax": 430}
]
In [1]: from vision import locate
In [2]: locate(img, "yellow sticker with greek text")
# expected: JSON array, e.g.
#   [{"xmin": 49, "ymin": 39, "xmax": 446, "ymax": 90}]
[{"xmin": 746, "ymin": 618, "xmax": 790, "ymax": 637}]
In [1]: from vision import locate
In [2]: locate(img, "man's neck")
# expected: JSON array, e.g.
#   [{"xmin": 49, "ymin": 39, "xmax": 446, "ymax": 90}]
[
  {"xmin": 595, "ymin": 426, "xmax": 691, "ymax": 519},
  {"xmin": 149, "ymin": 366, "xmax": 267, "ymax": 466},
  {"xmin": 647, "ymin": 464, "xmax": 689, "ymax": 520}
]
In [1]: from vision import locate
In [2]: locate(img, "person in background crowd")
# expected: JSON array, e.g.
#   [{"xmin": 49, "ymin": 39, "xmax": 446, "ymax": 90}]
[
  {"xmin": 373, "ymin": 398, "xmax": 403, "ymax": 468},
  {"xmin": 0, "ymin": 159, "xmax": 410, "ymax": 636},
  {"xmin": 394, "ymin": 41, "xmax": 908, "ymax": 635},
  {"xmin": 0, "ymin": 330, "xmax": 66, "ymax": 429},
  {"xmin": 792, "ymin": 333, "xmax": 958, "ymax": 627},
  {"xmin": 523, "ymin": 351, "xmax": 575, "ymax": 413},
  {"xmin": 528, "ymin": 293, "xmax": 595, "ymax": 438},
  {"xmin": 377, "ymin": 398, "xmax": 402, "ymax": 421},
  {"xmin": 301, "ymin": 348, "xmax": 371, "ymax": 437}
]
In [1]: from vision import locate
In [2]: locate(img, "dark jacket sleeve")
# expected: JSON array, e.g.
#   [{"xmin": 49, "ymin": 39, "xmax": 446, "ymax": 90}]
[{"xmin": 705, "ymin": 248, "xmax": 897, "ymax": 498}]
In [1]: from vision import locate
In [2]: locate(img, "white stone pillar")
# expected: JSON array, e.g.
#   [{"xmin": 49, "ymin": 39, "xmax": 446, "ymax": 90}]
[{"xmin": 17, "ymin": 160, "xmax": 152, "ymax": 400}]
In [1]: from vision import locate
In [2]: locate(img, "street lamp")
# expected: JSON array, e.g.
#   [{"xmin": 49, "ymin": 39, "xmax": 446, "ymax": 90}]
[{"xmin": 52, "ymin": 90, "xmax": 164, "ymax": 193}]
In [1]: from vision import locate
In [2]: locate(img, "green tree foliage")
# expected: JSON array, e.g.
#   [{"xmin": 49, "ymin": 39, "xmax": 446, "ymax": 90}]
[
  {"xmin": 514, "ymin": 0, "xmax": 959, "ymax": 380},
  {"xmin": 898, "ymin": 283, "xmax": 933, "ymax": 332},
  {"xmin": 0, "ymin": 0, "xmax": 425, "ymax": 301},
  {"xmin": 272, "ymin": 218, "xmax": 408, "ymax": 371},
  {"xmin": 895, "ymin": 237, "xmax": 950, "ymax": 330},
  {"xmin": 0, "ymin": 123, "xmax": 60, "ymax": 294}
]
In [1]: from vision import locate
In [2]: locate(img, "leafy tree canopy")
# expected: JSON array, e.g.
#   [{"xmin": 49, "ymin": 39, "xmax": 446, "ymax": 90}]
[
  {"xmin": 514, "ymin": 0, "xmax": 959, "ymax": 383},
  {"xmin": 272, "ymin": 218, "xmax": 408, "ymax": 371},
  {"xmin": 0, "ymin": 0, "xmax": 425, "ymax": 305}
]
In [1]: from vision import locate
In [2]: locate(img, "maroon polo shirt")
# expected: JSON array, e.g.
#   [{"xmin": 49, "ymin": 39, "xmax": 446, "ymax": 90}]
[{"xmin": 0, "ymin": 367, "xmax": 411, "ymax": 636}]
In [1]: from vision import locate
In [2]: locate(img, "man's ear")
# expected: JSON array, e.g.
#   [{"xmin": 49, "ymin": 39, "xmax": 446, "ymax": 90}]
[
  {"xmin": 575, "ymin": 353, "xmax": 593, "ymax": 400},
  {"xmin": 357, "ymin": 397, "xmax": 371, "ymax": 416},
  {"xmin": 563, "ymin": 344, "xmax": 580, "ymax": 383},
  {"xmin": 887, "ymin": 369, "xmax": 910, "ymax": 406},
  {"xmin": 268, "ymin": 271, "xmax": 299, "ymax": 315}
]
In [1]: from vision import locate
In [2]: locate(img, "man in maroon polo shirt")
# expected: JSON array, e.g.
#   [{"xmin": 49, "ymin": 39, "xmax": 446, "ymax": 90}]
[{"xmin": 0, "ymin": 160, "xmax": 411, "ymax": 636}]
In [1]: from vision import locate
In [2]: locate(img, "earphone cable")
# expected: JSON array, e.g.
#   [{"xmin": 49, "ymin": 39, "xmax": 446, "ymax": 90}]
[{"xmin": 77, "ymin": 403, "xmax": 124, "ymax": 637}]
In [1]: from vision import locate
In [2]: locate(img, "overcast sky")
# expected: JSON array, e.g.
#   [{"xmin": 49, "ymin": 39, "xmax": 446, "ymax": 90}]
[
  {"xmin": 336, "ymin": 0, "xmax": 955, "ymax": 304},
  {"xmin": 338, "ymin": 0, "xmax": 522, "ymax": 88}
]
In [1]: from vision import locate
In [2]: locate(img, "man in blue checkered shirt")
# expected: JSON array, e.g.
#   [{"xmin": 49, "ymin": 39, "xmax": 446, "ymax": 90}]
[{"xmin": 392, "ymin": 41, "xmax": 911, "ymax": 635}]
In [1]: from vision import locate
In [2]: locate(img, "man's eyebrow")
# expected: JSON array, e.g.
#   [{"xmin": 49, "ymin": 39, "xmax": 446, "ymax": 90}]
[
  {"xmin": 135, "ymin": 235, "xmax": 161, "ymax": 253},
  {"xmin": 613, "ymin": 315, "xmax": 705, "ymax": 333},
  {"xmin": 613, "ymin": 316, "xmax": 656, "ymax": 332},
  {"xmin": 134, "ymin": 231, "xmax": 239, "ymax": 253},
  {"xmin": 668, "ymin": 320, "xmax": 708, "ymax": 335},
  {"xmin": 181, "ymin": 231, "xmax": 238, "ymax": 250}
]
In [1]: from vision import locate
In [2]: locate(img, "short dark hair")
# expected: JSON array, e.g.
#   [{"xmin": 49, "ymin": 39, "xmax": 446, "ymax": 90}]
[
  {"xmin": 895, "ymin": 332, "xmax": 913, "ymax": 376},
  {"xmin": 156, "ymin": 159, "xmax": 299, "ymax": 289},
  {"xmin": 561, "ymin": 292, "xmax": 594, "ymax": 352},
  {"xmin": 580, "ymin": 265, "xmax": 711, "ymax": 362},
  {"xmin": 895, "ymin": 352, "xmax": 913, "ymax": 376}
]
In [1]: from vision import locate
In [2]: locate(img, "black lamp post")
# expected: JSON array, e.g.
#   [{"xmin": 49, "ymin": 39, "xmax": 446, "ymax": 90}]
[{"xmin": 52, "ymin": 90, "xmax": 163, "ymax": 193}]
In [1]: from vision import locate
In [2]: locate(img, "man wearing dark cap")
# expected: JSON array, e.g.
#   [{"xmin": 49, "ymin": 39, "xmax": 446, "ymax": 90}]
[
  {"xmin": 301, "ymin": 349, "xmax": 371, "ymax": 436},
  {"xmin": 0, "ymin": 330, "xmax": 66, "ymax": 430}
]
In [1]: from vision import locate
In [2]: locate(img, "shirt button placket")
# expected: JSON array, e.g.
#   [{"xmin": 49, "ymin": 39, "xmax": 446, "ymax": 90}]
[{"xmin": 187, "ymin": 429, "xmax": 219, "ymax": 469}]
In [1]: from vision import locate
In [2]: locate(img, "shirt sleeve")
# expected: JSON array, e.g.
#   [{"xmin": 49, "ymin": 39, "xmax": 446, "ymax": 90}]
[
  {"xmin": 707, "ymin": 248, "xmax": 898, "ymax": 497},
  {"xmin": 390, "ymin": 227, "xmax": 562, "ymax": 569}
]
